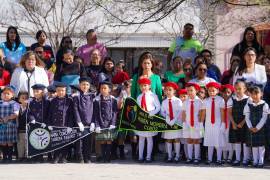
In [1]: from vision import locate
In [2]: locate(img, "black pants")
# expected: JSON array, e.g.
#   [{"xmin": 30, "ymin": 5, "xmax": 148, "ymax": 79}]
[
  {"xmin": 75, "ymin": 134, "xmax": 92, "ymax": 161},
  {"xmin": 54, "ymin": 146, "xmax": 69, "ymax": 159}
]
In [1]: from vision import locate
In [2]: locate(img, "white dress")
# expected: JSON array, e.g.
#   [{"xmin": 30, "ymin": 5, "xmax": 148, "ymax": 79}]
[
  {"xmin": 136, "ymin": 91, "xmax": 161, "ymax": 137},
  {"xmin": 182, "ymin": 96, "xmax": 203, "ymax": 139},
  {"xmin": 160, "ymin": 96, "xmax": 182, "ymax": 139},
  {"xmin": 203, "ymin": 96, "xmax": 225, "ymax": 147}
]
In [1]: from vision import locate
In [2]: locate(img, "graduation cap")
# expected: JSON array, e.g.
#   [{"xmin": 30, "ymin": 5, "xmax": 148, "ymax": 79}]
[
  {"xmin": 79, "ymin": 77, "xmax": 91, "ymax": 84},
  {"xmin": 99, "ymin": 81, "xmax": 112, "ymax": 88},
  {"xmin": 70, "ymin": 84, "xmax": 81, "ymax": 92},
  {"xmin": 31, "ymin": 84, "xmax": 46, "ymax": 90},
  {"xmin": 47, "ymin": 85, "xmax": 56, "ymax": 93},
  {"xmin": 54, "ymin": 81, "xmax": 67, "ymax": 88}
]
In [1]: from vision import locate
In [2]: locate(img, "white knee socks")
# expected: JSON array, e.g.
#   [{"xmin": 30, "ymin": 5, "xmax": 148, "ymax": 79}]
[
  {"xmin": 258, "ymin": 146, "xmax": 265, "ymax": 165},
  {"xmin": 252, "ymin": 147, "xmax": 259, "ymax": 165},
  {"xmin": 234, "ymin": 143, "xmax": 241, "ymax": 161},
  {"xmin": 194, "ymin": 144, "xmax": 200, "ymax": 160},
  {"xmin": 146, "ymin": 137, "xmax": 153, "ymax": 160},
  {"xmin": 174, "ymin": 142, "xmax": 180, "ymax": 158},
  {"xmin": 208, "ymin": 146, "xmax": 214, "ymax": 161},
  {"xmin": 166, "ymin": 142, "xmax": 172, "ymax": 159},
  {"xmin": 243, "ymin": 143, "xmax": 250, "ymax": 162},
  {"xmin": 217, "ymin": 147, "xmax": 222, "ymax": 161},
  {"xmin": 187, "ymin": 144, "xmax": 193, "ymax": 160},
  {"xmin": 138, "ymin": 136, "xmax": 145, "ymax": 160}
]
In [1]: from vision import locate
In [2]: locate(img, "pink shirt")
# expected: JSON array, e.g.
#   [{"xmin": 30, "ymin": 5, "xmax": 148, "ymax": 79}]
[{"xmin": 76, "ymin": 42, "xmax": 107, "ymax": 66}]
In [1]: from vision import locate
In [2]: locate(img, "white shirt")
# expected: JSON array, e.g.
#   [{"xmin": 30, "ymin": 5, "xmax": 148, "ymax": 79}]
[
  {"xmin": 160, "ymin": 96, "xmax": 182, "ymax": 125},
  {"xmin": 10, "ymin": 66, "xmax": 49, "ymax": 97},
  {"xmin": 202, "ymin": 96, "xmax": 225, "ymax": 127},
  {"xmin": 233, "ymin": 64, "xmax": 267, "ymax": 88},
  {"xmin": 137, "ymin": 91, "xmax": 160, "ymax": 116},
  {"xmin": 243, "ymin": 100, "xmax": 269, "ymax": 130},
  {"xmin": 182, "ymin": 96, "xmax": 203, "ymax": 128},
  {"xmin": 189, "ymin": 77, "xmax": 216, "ymax": 87}
]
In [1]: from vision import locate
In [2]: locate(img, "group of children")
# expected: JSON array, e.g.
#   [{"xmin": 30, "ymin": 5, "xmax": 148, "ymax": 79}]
[
  {"xmin": 0, "ymin": 75, "xmax": 269, "ymax": 168},
  {"xmin": 135, "ymin": 78, "xmax": 269, "ymax": 168}
]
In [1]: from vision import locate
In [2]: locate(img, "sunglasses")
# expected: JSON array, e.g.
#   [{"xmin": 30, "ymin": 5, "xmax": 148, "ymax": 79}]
[
  {"xmin": 64, "ymin": 40, "xmax": 72, "ymax": 43},
  {"xmin": 184, "ymin": 68, "xmax": 192, "ymax": 72},
  {"xmin": 35, "ymin": 51, "xmax": 43, "ymax": 54},
  {"xmin": 198, "ymin": 68, "xmax": 207, "ymax": 72}
]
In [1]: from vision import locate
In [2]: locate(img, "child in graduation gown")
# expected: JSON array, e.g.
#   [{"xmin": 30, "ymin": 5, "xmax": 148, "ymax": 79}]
[
  {"xmin": 202, "ymin": 82, "xmax": 226, "ymax": 165},
  {"xmin": 48, "ymin": 82, "xmax": 74, "ymax": 164},
  {"xmin": 161, "ymin": 82, "xmax": 182, "ymax": 163},
  {"xmin": 244, "ymin": 86, "xmax": 269, "ymax": 168},
  {"xmin": 94, "ymin": 81, "xmax": 118, "ymax": 163},
  {"xmin": 73, "ymin": 77, "xmax": 95, "ymax": 163},
  {"xmin": 136, "ymin": 78, "xmax": 160, "ymax": 163},
  {"xmin": 182, "ymin": 82, "xmax": 204, "ymax": 165}
]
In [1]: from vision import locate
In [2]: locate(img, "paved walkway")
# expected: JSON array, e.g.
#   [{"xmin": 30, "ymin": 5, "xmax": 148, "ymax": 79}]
[{"xmin": 0, "ymin": 162, "xmax": 269, "ymax": 180}]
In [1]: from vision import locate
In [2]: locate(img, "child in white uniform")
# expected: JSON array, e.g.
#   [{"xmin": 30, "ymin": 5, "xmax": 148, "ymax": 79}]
[
  {"xmin": 136, "ymin": 78, "xmax": 160, "ymax": 163},
  {"xmin": 161, "ymin": 82, "xmax": 182, "ymax": 163},
  {"xmin": 220, "ymin": 84, "xmax": 234, "ymax": 164},
  {"xmin": 202, "ymin": 82, "xmax": 225, "ymax": 165},
  {"xmin": 182, "ymin": 82, "xmax": 204, "ymax": 164}
]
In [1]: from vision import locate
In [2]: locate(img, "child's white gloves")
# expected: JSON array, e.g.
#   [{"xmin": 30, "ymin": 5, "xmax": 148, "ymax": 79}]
[
  {"xmin": 67, "ymin": 127, "xmax": 73, "ymax": 134},
  {"xmin": 95, "ymin": 127, "xmax": 101, "ymax": 133},
  {"xmin": 48, "ymin": 126, "xmax": 53, "ymax": 131},
  {"xmin": 30, "ymin": 120, "xmax": 36, "ymax": 124},
  {"xmin": 78, "ymin": 122, "xmax": 84, "ymax": 132},
  {"xmin": 90, "ymin": 123, "xmax": 95, "ymax": 132},
  {"xmin": 41, "ymin": 123, "xmax": 46, "ymax": 128},
  {"xmin": 109, "ymin": 125, "xmax": 116, "ymax": 130}
]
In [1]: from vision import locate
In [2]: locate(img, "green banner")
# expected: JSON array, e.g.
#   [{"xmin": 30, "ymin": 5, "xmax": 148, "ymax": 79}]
[{"xmin": 119, "ymin": 97, "xmax": 182, "ymax": 132}]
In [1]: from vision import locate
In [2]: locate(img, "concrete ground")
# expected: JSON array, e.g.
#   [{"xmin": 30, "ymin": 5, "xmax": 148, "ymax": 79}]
[{"xmin": 0, "ymin": 161, "xmax": 270, "ymax": 180}]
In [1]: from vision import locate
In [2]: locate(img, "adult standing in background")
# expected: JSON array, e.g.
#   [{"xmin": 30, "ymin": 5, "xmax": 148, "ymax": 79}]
[
  {"xmin": 30, "ymin": 30, "xmax": 54, "ymax": 69},
  {"xmin": 189, "ymin": 62, "xmax": 216, "ymax": 87},
  {"xmin": 10, "ymin": 51, "xmax": 49, "ymax": 97},
  {"xmin": 232, "ymin": 27, "xmax": 264, "ymax": 59},
  {"xmin": 201, "ymin": 49, "xmax": 221, "ymax": 82},
  {"xmin": 264, "ymin": 31, "xmax": 270, "ymax": 56},
  {"xmin": 167, "ymin": 23, "xmax": 203, "ymax": 69},
  {"xmin": 164, "ymin": 56, "xmax": 185, "ymax": 84},
  {"xmin": 56, "ymin": 36, "xmax": 73, "ymax": 68},
  {"xmin": 0, "ymin": 26, "xmax": 26, "ymax": 66},
  {"xmin": 76, "ymin": 29, "xmax": 107, "ymax": 66},
  {"xmin": 131, "ymin": 52, "xmax": 162, "ymax": 102},
  {"xmin": 233, "ymin": 47, "xmax": 267, "ymax": 89}
]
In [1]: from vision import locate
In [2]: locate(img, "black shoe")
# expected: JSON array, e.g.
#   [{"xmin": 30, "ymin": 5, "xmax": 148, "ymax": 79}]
[
  {"xmin": 257, "ymin": 164, "xmax": 264, "ymax": 168},
  {"xmin": 232, "ymin": 160, "xmax": 240, "ymax": 166},
  {"xmin": 226, "ymin": 159, "xmax": 232, "ymax": 164},
  {"xmin": 193, "ymin": 159, "xmax": 200, "ymax": 165},
  {"xmin": 215, "ymin": 160, "xmax": 222, "ymax": 166},
  {"xmin": 166, "ymin": 158, "xmax": 173, "ymax": 163},
  {"xmin": 205, "ymin": 160, "xmax": 212, "ymax": 165},
  {"xmin": 84, "ymin": 159, "xmax": 90, "ymax": 164},
  {"xmin": 186, "ymin": 159, "xmax": 192, "ymax": 164},
  {"xmin": 242, "ymin": 161, "xmax": 249, "ymax": 167},
  {"xmin": 53, "ymin": 157, "xmax": 60, "ymax": 164},
  {"xmin": 174, "ymin": 156, "xmax": 180, "ymax": 163},
  {"xmin": 253, "ymin": 163, "xmax": 258, "ymax": 168},
  {"xmin": 145, "ymin": 159, "xmax": 152, "ymax": 163},
  {"xmin": 138, "ymin": 159, "xmax": 144, "ymax": 163}
]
